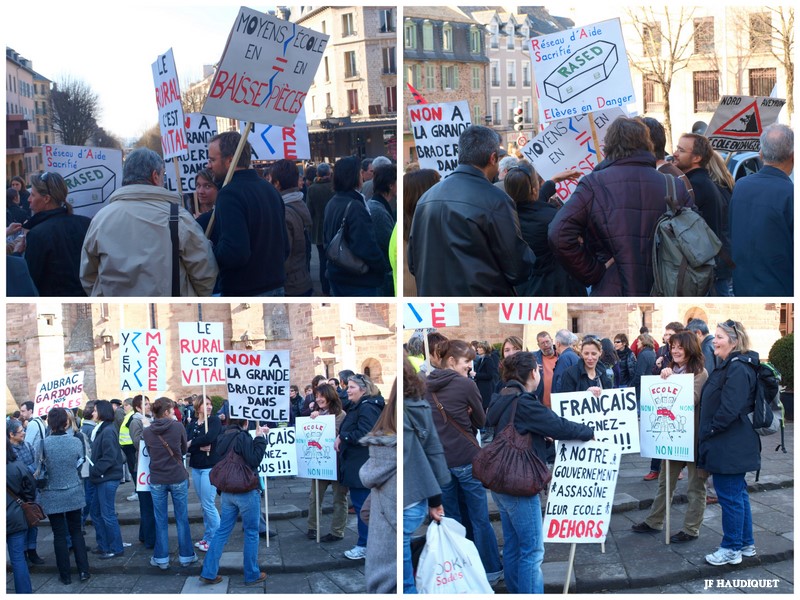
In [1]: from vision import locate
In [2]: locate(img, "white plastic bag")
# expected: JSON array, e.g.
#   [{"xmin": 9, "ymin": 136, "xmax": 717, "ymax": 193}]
[{"xmin": 415, "ymin": 517, "xmax": 494, "ymax": 594}]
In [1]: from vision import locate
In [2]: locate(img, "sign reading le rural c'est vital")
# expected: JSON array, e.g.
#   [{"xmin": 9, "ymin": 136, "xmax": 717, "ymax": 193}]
[
  {"xmin": 408, "ymin": 100, "xmax": 471, "ymax": 176},
  {"xmin": 203, "ymin": 7, "xmax": 329, "ymax": 127},
  {"xmin": 178, "ymin": 322, "xmax": 225, "ymax": 386},
  {"xmin": 705, "ymin": 95, "xmax": 787, "ymax": 152},
  {"xmin": 152, "ymin": 48, "xmax": 189, "ymax": 160}
]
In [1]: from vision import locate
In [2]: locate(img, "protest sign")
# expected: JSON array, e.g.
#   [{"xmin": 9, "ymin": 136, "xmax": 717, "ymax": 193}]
[
  {"xmin": 403, "ymin": 303, "xmax": 460, "ymax": 329},
  {"xmin": 41, "ymin": 144, "xmax": 123, "ymax": 218},
  {"xmin": 530, "ymin": 19, "xmax": 634, "ymax": 123},
  {"xmin": 247, "ymin": 106, "xmax": 310, "ymax": 160},
  {"xmin": 296, "ymin": 415, "xmax": 337, "ymax": 480},
  {"xmin": 520, "ymin": 108, "xmax": 624, "ymax": 201},
  {"xmin": 706, "ymin": 96, "xmax": 786, "ymax": 152},
  {"xmin": 120, "ymin": 329, "xmax": 166, "ymax": 392},
  {"xmin": 639, "ymin": 374, "xmax": 695, "ymax": 461},
  {"xmin": 152, "ymin": 48, "xmax": 188, "ymax": 160},
  {"xmin": 136, "ymin": 443, "xmax": 151, "ymax": 492},
  {"xmin": 544, "ymin": 439, "xmax": 621, "ymax": 544},
  {"xmin": 225, "ymin": 350, "xmax": 291, "ymax": 422},
  {"xmin": 178, "ymin": 322, "xmax": 225, "ymax": 385},
  {"xmin": 553, "ymin": 387, "xmax": 639, "ymax": 453},
  {"xmin": 203, "ymin": 7, "xmax": 329, "ymax": 127},
  {"xmin": 165, "ymin": 113, "xmax": 218, "ymax": 195},
  {"xmin": 33, "ymin": 372, "xmax": 85, "ymax": 417},
  {"xmin": 408, "ymin": 100, "xmax": 471, "ymax": 176},
  {"xmin": 499, "ymin": 302, "xmax": 554, "ymax": 324},
  {"xmin": 250, "ymin": 427, "xmax": 297, "ymax": 477}
]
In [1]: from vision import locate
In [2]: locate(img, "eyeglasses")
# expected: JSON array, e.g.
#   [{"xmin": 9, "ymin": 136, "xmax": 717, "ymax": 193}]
[
  {"xmin": 613, "ymin": 340, "xmax": 622, "ymax": 344},
  {"xmin": 724, "ymin": 319, "xmax": 736, "ymax": 328},
  {"xmin": 350, "ymin": 374, "xmax": 367, "ymax": 385},
  {"xmin": 40, "ymin": 171, "xmax": 52, "ymax": 196},
  {"xmin": 582, "ymin": 335, "xmax": 600, "ymax": 342}
]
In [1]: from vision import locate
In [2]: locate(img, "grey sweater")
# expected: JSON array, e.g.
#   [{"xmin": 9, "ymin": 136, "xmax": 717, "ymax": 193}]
[{"xmin": 40, "ymin": 433, "xmax": 86, "ymax": 515}]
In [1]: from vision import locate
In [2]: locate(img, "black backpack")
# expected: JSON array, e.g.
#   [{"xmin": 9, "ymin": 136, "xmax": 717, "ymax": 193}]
[{"xmin": 731, "ymin": 356, "xmax": 783, "ymax": 436}]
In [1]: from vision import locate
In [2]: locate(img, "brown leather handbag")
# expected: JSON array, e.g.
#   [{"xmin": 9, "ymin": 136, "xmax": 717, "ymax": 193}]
[{"xmin": 472, "ymin": 397, "xmax": 552, "ymax": 497}]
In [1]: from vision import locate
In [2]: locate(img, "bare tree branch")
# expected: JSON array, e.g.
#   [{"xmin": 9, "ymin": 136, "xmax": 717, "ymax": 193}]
[{"xmin": 50, "ymin": 77, "xmax": 100, "ymax": 145}]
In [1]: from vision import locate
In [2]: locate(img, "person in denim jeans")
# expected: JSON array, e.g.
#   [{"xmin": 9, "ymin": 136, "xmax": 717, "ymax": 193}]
[
  {"xmin": 424, "ymin": 339, "xmax": 503, "ymax": 584},
  {"xmin": 7, "ymin": 438, "xmax": 36, "ymax": 593},
  {"xmin": 186, "ymin": 395, "xmax": 221, "ymax": 553},
  {"xmin": 88, "ymin": 400, "xmax": 125, "ymax": 558},
  {"xmin": 199, "ymin": 420, "xmax": 268, "ymax": 586},
  {"xmin": 142, "ymin": 397, "xmax": 196, "ymax": 569},
  {"xmin": 486, "ymin": 352, "xmax": 594, "ymax": 593}
]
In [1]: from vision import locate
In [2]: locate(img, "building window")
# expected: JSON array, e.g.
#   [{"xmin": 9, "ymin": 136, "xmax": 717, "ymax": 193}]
[
  {"xmin": 382, "ymin": 47, "xmax": 396, "ymax": 74},
  {"xmin": 523, "ymin": 98, "xmax": 532, "ymax": 123},
  {"xmin": 749, "ymin": 13, "xmax": 771, "ymax": 52},
  {"xmin": 386, "ymin": 86, "xmax": 397, "ymax": 113},
  {"xmin": 344, "ymin": 51, "xmax": 358, "ymax": 78},
  {"xmin": 425, "ymin": 65, "xmax": 435, "ymax": 90},
  {"xmin": 643, "ymin": 22, "xmax": 662, "ymax": 57},
  {"xmin": 342, "ymin": 13, "xmax": 355, "ymax": 37},
  {"xmin": 348, "ymin": 89, "xmax": 359, "ymax": 114},
  {"xmin": 379, "ymin": 9, "xmax": 394, "ymax": 33},
  {"xmin": 470, "ymin": 27, "xmax": 482, "ymax": 53},
  {"xmin": 491, "ymin": 61, "xmax": 500, "ymax": 87},
  {"xmin": 693, "ymin": 70, "xmax": 719, "ymax": 112},
  {"xmin": 492, "ymin": 98, "xmax": 501, "ymax": 125},
  {"xmin": 507, "ymin": 31, "xmax": 515, "ymax": 50},
  {"xmin": 472, "ymin": 66, "xmax": 481, "ymax": 90},
  {"xmin": 507, "ymin": 60, "xmax": 516, "ymax": 86},
  {"xmin": 749, "ymin": 67, "xmax": 777, "ymax": 96},
  {"xmin": 643, "ymin": 74, "xmax": 664, "ymax": 112},
  {"xmin": 404, "ymin": 64, "xmax": 423, "ymax": 89},
  {"xmin": 441, "ymin": 65, "xmax": 459, "ymax": 90},
  {"xmin": 423, "ymin": 21, "xmax": 434, "ymax": 51},
  {"xmin": 324, "ymin": 56, "xmax": 330, "ymax": 81},
  {"xmin": 321, "ymin": 20, "xmax": 326, "ymax": 35},
  {"xmin": 693, "ymin": 17, "xmax": 714, "ymax": 54},
  {"xmin": 443, "ymin": 23, "xmax": 453, "ymax": 52},
  {"xmin": 473, "ymin": 104, "xmax": 482, "ymax": 124},
  {"xmin": 404, "ymin": 21, "xmax": 417, "ymax": 48},
  {"xmin": 491, "ymin": 24, "xmax": 499, "ymax": 48},
  {"xmin": 508, "ymin": 97, "xmax": 517, "ymax": 124},
  {"xmin": 522, "ymin": 62, "xmax": 531, "ymax": 87}
]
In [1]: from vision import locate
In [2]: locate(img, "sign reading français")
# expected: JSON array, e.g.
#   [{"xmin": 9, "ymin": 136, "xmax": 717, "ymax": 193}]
[
  {"xmin": 544, "ymin": 439, "xmax": 621, "ymax": 543},
  {"xmin": 499, "ymin": 302, "xmax": 554, "ymax": 324},
  {"xmin": 203, "ymin": 7, "xmax": 329, "ymax": 127},
  {"xmin": 247, "ymin": 106, "xmax": 311, "ymax": 160},
  {"xmin": 295, "ymin": 415, "xmax": 337, "ymax": 481},
  {"xmin": 639, "ymin": 374, "xmax": 695, "ymax": 461},
  {"xmin": 152, "ymin": 48, "xmax": 189, "ymax": 160},
  {"xmin": 225, "ymin": 350, "xmax": 290, "ymax": 422},
  {"xmin": 250, "ymin": 427, "xmax": 297, "ymax": 477},
  {"xmin": 553, "ymin": 387, "xmax": 639, "ymax": 453},
  {"xmin": 530, "ymin": 19, "xmax": 634, "ymax": 123},
  {"xmin": 33, "ymin": 372, "xmax": 85, "ymax": 417},
  {"xmin": 403, "ymin": 303, "xmax": 460, "ymax": 329},
  {"xmin": 165, "ymin": 113, "xmax": 218, "ymax": 196},
  {"xmin": 120, "ymin": 330, "xmax": 166, "ymax": 392},
  {"xmin": 408, "ymin": 100, "xmax": 471, "ymax": 176},
  {"xmin": 178, "ymin": 322, "xmax": 225, "ymax": 385},
  {"xmin": 706, "ymin": 95, "xmax": 786, "ymax": 152},
  {"xmin": 41, "ymin": 144, "xmax": 123, "ymax": 218}
]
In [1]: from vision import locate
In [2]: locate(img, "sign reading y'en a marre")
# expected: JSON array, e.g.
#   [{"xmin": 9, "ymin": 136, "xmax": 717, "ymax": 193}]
[
  {"xmin": 553, "ymin": 387, "xmax": 640, "ymax": 454},
  {"xmin": 120, "ymin": 329, "xmax": 166, "ymax": 392},
  {"xmin": 639, "ymin": 374, "xmax": 695, "ymax": 461},
  {"xmin": 247, "ymin": 106, "xmax": 310, "ymax": 160},
  {"xmin": 408, "ymin": 100, "xmax": 471, "ymax": 176},
  {"xmin": 178, "ymin": 322, "xmax": 225, "ymax": 386},
  {"xmin": 225, "ymin": 350, "xmax": 290, "ymax": 422}
]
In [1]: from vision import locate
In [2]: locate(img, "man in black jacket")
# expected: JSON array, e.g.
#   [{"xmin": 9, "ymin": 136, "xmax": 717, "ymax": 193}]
[{"xmin": 687, "ymin": 318, "xmax": 718, "ymax": 375}]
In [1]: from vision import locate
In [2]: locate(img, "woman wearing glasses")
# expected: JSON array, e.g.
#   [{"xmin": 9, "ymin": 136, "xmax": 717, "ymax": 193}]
[
  {"xmin": 558, "ymin": 336, "xmax": 614, "ymax": 397},
  {"xmin": 697, "ymin": 320, "xmax": 759, "ymax": 566},
  {"xmin": 613, "ymin": 334, "xmax": 638, "ymax": 387},
  {"xmin": 11, "ymin": 171, "xmax": 90, "ymax": 296}
]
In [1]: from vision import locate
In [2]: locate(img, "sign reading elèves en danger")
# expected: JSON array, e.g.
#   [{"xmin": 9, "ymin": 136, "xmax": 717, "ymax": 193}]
[
  {"xmin": 225, "ymin": 350, "xmax": 291, "ymax": 422},
  {"xmin": 706, "ymin": 95, "xmax": 786, "ymax": 152},
  {"xmin": 408, "ymin": 101, "xmax": 471, "ymax": 176}
]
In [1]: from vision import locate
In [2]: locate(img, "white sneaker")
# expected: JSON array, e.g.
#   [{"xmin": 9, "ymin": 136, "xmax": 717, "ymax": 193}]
[
  {"xmin": 705, "ymin": 547, "xmax": 742, "ymax": 565},
  {"xmin": 150, "ymin": 557, "xmax": 169, "ymax": 570},
  {"xmin": 741, "ymin": 545, "xmax": 757, "ymax": 557},
  {"xmin": 126, "ymin": 493, "xmax": 138, "ymax": 501},
  {"xmin": 194, "ymin": 540, "xmax": 206, "ymax": 549},
  {"xmin": 180, "ymin": 555, "xmax": 199, "ymax": 567},
  {"xmin": 344, "ymin": 545, "xmax": 366, "ymax": 560}
]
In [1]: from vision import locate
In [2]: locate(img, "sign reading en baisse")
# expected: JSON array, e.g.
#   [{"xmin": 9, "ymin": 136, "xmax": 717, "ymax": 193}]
[
  {"xmin": 203, "ymin": 7, "xmax": 329, "ymax": 127},
  {"xmin": 530, "ymin": 18, "xmax": 634, "ymax": 123},
  {"xmin": 706, "ymin": 95, "xmax": 786, "ymax": 152}
]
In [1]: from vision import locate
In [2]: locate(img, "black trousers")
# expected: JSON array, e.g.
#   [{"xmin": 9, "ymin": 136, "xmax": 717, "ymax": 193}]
[{"xmin": 49, "ymin": 509, "xmax": 90, "ymax": 578}]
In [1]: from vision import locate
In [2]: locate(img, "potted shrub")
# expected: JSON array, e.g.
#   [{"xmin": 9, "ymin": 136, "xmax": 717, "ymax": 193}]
[{"xmin": 768, "ymin": 333, "xmax": 793, "ymax": 421}]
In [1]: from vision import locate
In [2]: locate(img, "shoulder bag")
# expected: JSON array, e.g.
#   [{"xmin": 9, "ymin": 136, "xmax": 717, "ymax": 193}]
[
  {"xmin": 472, "ymin": 397, "xmax": 552, "ymax": 497},
  {"xmin": 169, "ymin": 202, "xmax": 180, "ymax": 297},
  {"xmin": 6, "ymin": 486, "xmax": 46, "ymax": 527},
  {"xmin": 325, "ymin": 201, "xmax": 369, "ymax": 275},
  {"xmin": 209, "ymin": 430, "xmax": 260, "ymax": 494},
  {"xmin": 156, "ymin": 433, "xmax": 189, "ymax": 478},
  {"xmin": 33, "ymin": 421, "xmax": 48, "ymax": 490},
  {"xmin": 431, "ymin": 393, "xmax": 480, "ymax": 449}
]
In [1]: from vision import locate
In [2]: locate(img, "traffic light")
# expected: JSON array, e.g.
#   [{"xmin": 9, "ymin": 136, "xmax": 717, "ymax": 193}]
[{"xmin": 513, "ymin": 104, "xmax": 524, "ymax": 132}]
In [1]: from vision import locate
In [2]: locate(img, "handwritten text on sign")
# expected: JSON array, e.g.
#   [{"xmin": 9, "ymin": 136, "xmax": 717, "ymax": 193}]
[
  {"xmin": 544, "ymin": 439, "xmax": 621, "ymax": 543},
  {"xmin": 499, "ymin": 302, "xmax": 554, "ymax": 324},
  {"xmin": 408, "ymin": 101, "xmax": 471, "ymax": 176},
  {"xmin": 250, "ymin": 427, "xmax": 297, "ymax": 477},
  {"xmin": 178, "ymin": 322, "xmax": 225, "ymax": 385},
  {"xmin": 226, "ymin": 351, "xmax": 290, "ymax": 422},
  {"xmin": 706, "ymin": 96, "xmax": 786, "ymax": 152},
  {"xmin": 553, "ymin": 387, "xmax": 640, "ymax": 454},
  {"xmin": 136, "ymin": 443, "xmax": 151, "ymax": 492},
  {"xmin": 530, "ymin": 18, "xmax": 634, "ymax": 123},
  {"xmin": 203, "ymin": 8, "xmax": 329, "ymax": 127},
  {"xmin": 639, "ymin": 374, "xmax": 695, "ymax": 461},
  {"xmin": 120, "ymin": 330, "xmax": 166, "ymax": 392},
  {"xmin": 403, "ymin": 303, "xmax": 460, "ymax": 329},
  {"xmin": 295, "ymin": 415, "xmax": 337, "ymax": 481},
  {"xmin": 247, "ymin": 106, "xmax": 310, "ymax": 161},
  {"xmin": 165, "ymin": 113, "xmax": 218, "ymax": 195},
  {"xmin": 152, "ymin": 48, "xmax": 188, "ymax": 159},
  {"xmin": 34, "ymin": 372, "xmax": 85, "ymax": 417}
]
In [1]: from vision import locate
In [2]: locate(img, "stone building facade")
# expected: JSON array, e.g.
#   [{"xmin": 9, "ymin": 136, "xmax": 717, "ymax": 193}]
[{"xmin": 6, "ymin": 303, "xmax": 397, "ymax": 413}]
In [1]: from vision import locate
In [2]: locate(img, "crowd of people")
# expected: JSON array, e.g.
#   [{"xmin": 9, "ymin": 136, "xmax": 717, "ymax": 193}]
[
  {"xmin": 404, "ymin": 315, "xmax": 766, "ymax": 592},
  {"xmin": 6, "ymin": 370, "xmax": 397, "ymax": 593},
  {"xmin": 406, "ymin": 119, "xmax": 793, "ymax": 297},
  {"xmin": 6, "ymin": 142, "xmax": 397, "ymax": 298}
]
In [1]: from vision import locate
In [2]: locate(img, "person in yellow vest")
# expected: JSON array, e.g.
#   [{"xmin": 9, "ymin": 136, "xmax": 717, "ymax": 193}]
[{"xmin": 119, "ymin": 399, "xmax": 137, "ymax": 502}]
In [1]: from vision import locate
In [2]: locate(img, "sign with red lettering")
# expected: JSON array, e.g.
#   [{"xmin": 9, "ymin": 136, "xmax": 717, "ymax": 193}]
[
  {"xmin": 247, "ymin": 105, "xmax": 310, "ymax": 160},
  {"xmin": 553, "ymin": 388, "xmax": 640, "ymax": 454},
  {"xmin": 403, "ymin": 303, "xmax": 460, "ymax": 329},
  {"xmin": 120, "ymin": 330, "xmax": 166, "ymax": 392},
  {"xmin": 520, "ymin": 108, "xmax": 623, "ymax": 202},
  {"xmin": 225, "ymin": 350, "xmax": 291, "ymax": 422},
  {"xmin": 499, "ymin": 302, "xmax": 555, "ymax": 324},
  {"xmin": 33, "ymin": 372, "xmax": 85, "ymax": 417},
  {"xmin": 295, "ymin": 415, "xmax": 337, "ymax": 481},
  {"xmin": 639, "ymin": 374, "xmax": 694, "ymax": 461},
  {"xmin": 136, "ymin": 443, "xmax": 152, "ymax": 492},
  {"xmin": 530, "ymin": 18, "xmax": 634, "ymax": 123},
  {"xmin": 151, "ymin": 48, "xmax": 189, "ymax": 160},
  {"xmin": 203, "ymin": 7, "xmax": 329, "ymax": 127},
  {"xmin": 178, "ymin": 322, "xmax": 225, "ymax": 386},
  {"xmin": 165, "ymin": 113, "xmax": 218, "ymax": 196},
  {"xmin": 408, "ymin": 101, "xmax": 471, "ymax": 176},
  {"xmin": 543, "ymin": 439, "xmax": 620, "ymax": 544},
  {"xmin": 706, "ymin": 95, "xmax": 786, "ymax": 152}
]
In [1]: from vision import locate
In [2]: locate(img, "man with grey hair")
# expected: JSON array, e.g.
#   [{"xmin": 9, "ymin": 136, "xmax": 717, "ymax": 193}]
[
  {"xmin": 686, "ymin": 318, "xmax": 717, "ymax": 375},
  {"xmin": 494, "ymin": 155, "xmax": 519, "ymax": 193},
  {"xmin": 729, "ymin": 123, "xmax": 793, "ymax": 296},
  {"xmin": 408, "ymin": 125, "xmax": 535, "ymax": 295},
  {"xmin": 360, "ymin": 155, "xmax": 392, "ymax": 200},
  {"xmin": 552, "ymin": 329, "xmax": 579, "ymax": 393},
  {"xmin": 81, "ymin": 148, "xmax": 218, "ymax": 296}
]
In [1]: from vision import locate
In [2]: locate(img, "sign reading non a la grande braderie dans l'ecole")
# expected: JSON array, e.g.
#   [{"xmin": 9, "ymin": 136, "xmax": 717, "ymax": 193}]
[{"xmin": 225, "ymin": 350, "xmax": 291, "ymax": 422}]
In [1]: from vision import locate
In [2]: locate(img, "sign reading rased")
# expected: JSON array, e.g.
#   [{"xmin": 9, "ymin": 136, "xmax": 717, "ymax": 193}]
[{"xmin": 226, "ymin": 350, "xmax": 291, "ymax": 422}]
